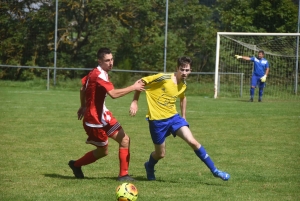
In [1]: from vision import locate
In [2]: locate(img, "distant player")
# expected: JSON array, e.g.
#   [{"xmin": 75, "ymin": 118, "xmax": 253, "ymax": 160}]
[
  {"xmin": 235, "ymin": 50, "xmax": 270, "ymax": 102},
  {"xmin": 69, "ymin": 47, "xmax": 144, "ymax": 181},
  {"xmin": 129, "ymin": 56, "xmax": 230, "ymax": 181}
]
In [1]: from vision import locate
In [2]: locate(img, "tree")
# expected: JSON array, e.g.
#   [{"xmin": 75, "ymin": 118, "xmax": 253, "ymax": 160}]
[
  {"xmin": 214, "ymin": 0, "xmax": 298, "ymax": 33},
  {"xmin": 0, "ymin": 0, "xmax": 53, "ymax": 80},
  {"xmin": 1, "ymin": 0, "xmax": 298, "ymax": 82}
]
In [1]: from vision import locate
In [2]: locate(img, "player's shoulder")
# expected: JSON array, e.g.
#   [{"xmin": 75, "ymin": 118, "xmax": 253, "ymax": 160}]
[
  {"xmin": 263, "ymin": 58, "xmax": 269, "ymax": 62},
  {"xmin": 143, "ymin": 73, "xmax": 172, "ymax": 83},
  {"xmin": 156, "ymin": 72, "xmax": 172, "ymax": 77},
  {"xmin": 261, "ymin": 58, "xmax": 269, "ymax": 64},
  {"xmin": 155, "ymin": 73, "xmax": 172, "ymax": 82},
  {"xmin": 250, "ymin": 56, "xmax": 257, "ymax": 61}
]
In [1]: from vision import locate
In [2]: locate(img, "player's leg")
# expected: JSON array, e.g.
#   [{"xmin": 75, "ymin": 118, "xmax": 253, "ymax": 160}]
[
  {"xmin": 175, "ymin": 126, "xmax": 216, "ymax": 172},
  {"xmin": 144, "ymin": 143, "xmax": 165, "ymax": 181},
  {"xmin": 258, "ymin": 81, "xmax": 266, "ymax": 102},
  {"xmin": 109, "ymin": 124, "xmax": 134, "ymax": 181},
  {"xmin": 249, "ymin": 76, "xmax": 258, "ymax": 102},
  {"xmin": 68, "ymin": 123, "xmax": 106, "ymax": 179},
  {"xmin": 152, "ymin": 143, "xmax": 166, "ymax": 160},
  {"xmin": 175, "ymin": 125, "xmax": 230, "ymax": 181},
  {"xmin": 170, "ymin": 115, "xmax": 216, "ymax": 173},
  {"xmin": 144, "ymin": 119, "xmax": 169, "ymax": 180},
  {"xmin": 147, "ymin": 142, "xmax": 166, "ymax": 168}
]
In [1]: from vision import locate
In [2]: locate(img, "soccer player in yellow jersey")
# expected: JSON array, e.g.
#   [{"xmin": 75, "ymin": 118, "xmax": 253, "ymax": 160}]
[{"xmin": 130, "ymin": 56, "xmax": 230, "ymax": 181}]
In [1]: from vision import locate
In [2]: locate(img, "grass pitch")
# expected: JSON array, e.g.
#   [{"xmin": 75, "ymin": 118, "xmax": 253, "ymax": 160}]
[{"xmin": 0, "ymin": 84, "xmax": 299, "ymax": 201}]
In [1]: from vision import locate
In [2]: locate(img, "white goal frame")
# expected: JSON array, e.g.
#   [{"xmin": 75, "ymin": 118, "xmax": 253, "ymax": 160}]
[{"xmin": 214, "ymin": 32, "xmax": 300, "ymax": 99}]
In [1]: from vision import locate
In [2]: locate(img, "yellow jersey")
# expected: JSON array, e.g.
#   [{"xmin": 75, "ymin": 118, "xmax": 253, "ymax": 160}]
[{"xmin": 142, "ymin": 73, "xmax": 186, "ymax": 120}]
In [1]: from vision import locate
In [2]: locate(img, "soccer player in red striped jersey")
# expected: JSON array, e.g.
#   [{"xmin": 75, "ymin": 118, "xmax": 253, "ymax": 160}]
[{"xmin": 68, "ymin": 47, "xmax": 144, "ymax": 181}]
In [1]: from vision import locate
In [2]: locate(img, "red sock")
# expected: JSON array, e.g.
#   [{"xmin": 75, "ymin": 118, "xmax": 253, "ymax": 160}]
[
  {"xmin": 74, "ymin": 151, "xmax": 97, "ymax": 167},
  {"xmin": 119, "ymin": 148, "xmax": 130, "ymax": 177}
]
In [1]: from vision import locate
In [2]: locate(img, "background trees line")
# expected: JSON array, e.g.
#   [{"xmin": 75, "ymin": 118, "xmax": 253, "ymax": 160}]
[{"xmin": 0, "ymin": 0, "xmax": 298, "ymax": 80}]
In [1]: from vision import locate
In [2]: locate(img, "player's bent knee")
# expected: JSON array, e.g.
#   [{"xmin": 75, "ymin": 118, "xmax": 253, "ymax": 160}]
[
  {"xmin": 156, "ymin": 154, "xmax": 165, "ymax": 159},
  {"xmin": 120, "ymin": 134, "xmax": 130, "ymax": 147},
  {"xmin": 155, "ymin": 150, "xmax": 166, "ymax": 159},
  {"xmin": 190, "ymin": 142, "xmax": 200, "ymax": 150}
]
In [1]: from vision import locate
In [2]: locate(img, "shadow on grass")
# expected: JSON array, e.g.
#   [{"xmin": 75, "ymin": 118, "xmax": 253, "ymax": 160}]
[
  {"xmin": 164, "ymin": 179, "xmax": 225, "ymax": 186},
  {"xmin": 236, "ymin": 99, "xmax": 252, "ymax": 102},
  {"xmin": 43, "ymin": 174, "xmax": 226, "ymax": 186},
  {"xmin": 43, "ymin": 174, "xmax": 149, "ymax": 181},
  {"xmin": 43, "ymin": 173, "xmax": 98, "ymax": 180},
  {"xmin": 128, "ymin": 178, "xmax": 224, "ymax": 186}
]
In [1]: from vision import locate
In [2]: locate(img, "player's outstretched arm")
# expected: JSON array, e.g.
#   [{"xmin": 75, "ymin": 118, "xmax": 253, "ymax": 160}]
[
  {"xmin": 107, "ymin": 79, "xmax": 144, "ymax": 99},
  {"xmin": 129, "ymin": 91, "xmax": 141, "ymax": 117},
  {"xmin": 234, "ymin": 55, "xmax": 251, "ymax": 61}
]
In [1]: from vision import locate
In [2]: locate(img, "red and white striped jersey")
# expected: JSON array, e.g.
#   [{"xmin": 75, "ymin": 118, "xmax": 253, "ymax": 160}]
[{"xmin": 82, "ymin": 66, "xmax": 117, "ymax": 128}]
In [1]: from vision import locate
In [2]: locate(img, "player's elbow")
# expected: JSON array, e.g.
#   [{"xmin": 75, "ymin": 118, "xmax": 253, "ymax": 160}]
[
  {"xmin": 108, "ymin": 92, "xmax": 118, "ymax": 99},
  {"xmin": 109, "ymin": 94, "xmax": 118, "ymax": 99}
]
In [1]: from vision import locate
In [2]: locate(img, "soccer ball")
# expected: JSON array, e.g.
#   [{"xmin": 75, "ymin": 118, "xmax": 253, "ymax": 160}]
[{"xmin": 116, "ymin": 182, "xmax": 138, "ymax": 201}]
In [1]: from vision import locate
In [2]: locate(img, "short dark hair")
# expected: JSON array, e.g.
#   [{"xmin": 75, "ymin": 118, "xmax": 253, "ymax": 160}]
[
  {"xmin": 177, "ymin": 56, "xmax": 192, "ymax": 68},
  {"xmin": 258, "ymin": 50, "xmax": 265, "ymax": 55},
  {"xmin": 97, "ymin": 48, "xmax": 112, "ymax": 59}
]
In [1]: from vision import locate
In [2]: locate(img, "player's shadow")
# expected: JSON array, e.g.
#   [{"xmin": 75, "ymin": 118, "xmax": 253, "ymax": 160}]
[
  {"xmin": 43, "ymin": 174, "xmax": 224, "ymax": 186},
  {"xmin": 167, "ymin": 179, "xmax": 225, "ymax": 186},
  {"xmin": 228, "ymin": 99, "xmax": 250, "ymax": 102},
  {"xmin": 43, "ymin": 173, "xmax": 98, "ymax": 180},
  {"xmin": 43, "ymin": 174, "xmax": 148, "ymax": 181},
  {"xmin": 129, "ymin": 176, "xmax": 154, "ymax": 182},
  {"xmin": 238, "ymin": 100, "xmax": 251, "ymax": 102}
]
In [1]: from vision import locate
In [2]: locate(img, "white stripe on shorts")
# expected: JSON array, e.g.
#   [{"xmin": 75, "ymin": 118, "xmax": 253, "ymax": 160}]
[
  {"xmin": 107, "ymin": 122, "xmax": 121, "ymax": 136},
  {"xmin": 86, "ymin": 140, "xmax": 108, "ymax": 147}
]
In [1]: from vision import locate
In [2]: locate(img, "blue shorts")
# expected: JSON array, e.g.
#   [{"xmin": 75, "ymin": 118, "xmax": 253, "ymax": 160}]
[
  {"xmin": 148, "ymin": 114, "xmax": 189, "ymax": 145},
  {"xmin": 251, "ymin": 75, "xmax": 266, "ymax": 88}
]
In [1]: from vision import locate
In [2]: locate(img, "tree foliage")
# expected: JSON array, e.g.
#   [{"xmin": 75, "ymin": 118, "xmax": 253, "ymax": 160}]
[
  {"xmin": 215, "ymin": 0, "xmax": 298, "ymax": 32},
  {"xmin": 0, "ymin": 0, "xmax": 298, "ymax": 80}
]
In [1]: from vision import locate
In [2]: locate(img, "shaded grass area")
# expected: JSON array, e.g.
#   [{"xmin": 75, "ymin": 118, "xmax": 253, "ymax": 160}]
[{"xmin": 0, "ymin": 85, "xmax": 299, "ymax": 201}]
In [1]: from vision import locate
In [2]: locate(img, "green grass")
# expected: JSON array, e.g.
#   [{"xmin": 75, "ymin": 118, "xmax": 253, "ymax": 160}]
[{"xmin": 0, "ymin": 84, "xmax": 299, "ymax": 201}]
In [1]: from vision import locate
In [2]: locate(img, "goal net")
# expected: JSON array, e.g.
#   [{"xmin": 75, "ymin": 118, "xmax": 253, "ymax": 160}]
[{"xmin": 214, "ymin": 32, "xmax": 300, "ymax": 100}]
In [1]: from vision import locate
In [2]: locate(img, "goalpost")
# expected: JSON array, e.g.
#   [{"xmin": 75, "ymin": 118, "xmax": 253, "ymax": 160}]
[{"xmin": 214, "ymin": 32, "xmax": 300, "ymax": 100}]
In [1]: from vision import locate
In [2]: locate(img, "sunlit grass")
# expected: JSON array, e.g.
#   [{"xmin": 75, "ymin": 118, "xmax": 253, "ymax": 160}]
[{"xmin": 0, "ymin": 84, "xmax": 299, "ymax": 201}]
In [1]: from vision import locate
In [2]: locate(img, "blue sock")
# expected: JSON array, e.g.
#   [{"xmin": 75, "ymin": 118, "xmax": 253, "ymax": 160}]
[
  {"xmin": 194, "ymin": 146, "xmax": 216, "ymax": 172},
  {"xmin": 148, "ymin": 153, "xmax": 158, "ymax": 169},
  {"xmin": 250, "ymin": 88, "xmax": 255, "ymax": 98},
  {"xmin": 259, "ymin": 88, "xmax": 264, "ymax": 98}
]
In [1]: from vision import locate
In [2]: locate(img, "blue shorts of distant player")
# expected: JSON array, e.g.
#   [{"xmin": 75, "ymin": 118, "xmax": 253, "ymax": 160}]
[
  {"xmin": 148, "ymin": 114, "xmax": 189, "ymax": 145},
  {"xmin": 251, "ymin": 75, "xmax": 266, "ymax": 88}
]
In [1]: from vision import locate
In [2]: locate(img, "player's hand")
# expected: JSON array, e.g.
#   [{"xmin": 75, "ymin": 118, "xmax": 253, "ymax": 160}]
[
  {"xmin": 260, "ymin": 75, "xmax": 267, "ymax": 82},
  {"xmin": 77, "ymin": 106, "xmax": 86, "ymax": 120},
  {"xmin": 133, "ymin": 79, "xmax": 145, "ymax": 91},
  {"xmin": 129, "ymin": 102, "xmax": 138, "ymax": 116},
  {"xmin": 235, "ymin": 55, "xmax": 242, "ymax": 59}
]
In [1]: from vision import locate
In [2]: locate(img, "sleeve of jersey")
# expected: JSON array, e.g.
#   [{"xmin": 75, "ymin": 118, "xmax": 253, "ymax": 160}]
[
  {"xmin": 178, "ymin": 92, "xmax": 185, "ymax": 98},
  {"xmin": 81, "ymin": 76, "xmax": 87, "ymax": 85},
  {"xmin": 97, "ymin": 78, "xmax": 114, "ymax": 91},
  {"xmin": 142, "ymin": 73, "xmax": 164, "ymax": 84}
]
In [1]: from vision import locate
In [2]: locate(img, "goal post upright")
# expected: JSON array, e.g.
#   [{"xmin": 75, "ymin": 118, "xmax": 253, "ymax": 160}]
[
  {"xmin": 214, "ymin": 33, "xmax": 221, "ymax": 99},
  {"xmin": 214, "ymin": 32, "xmax": 300, "ymax": 99}
]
